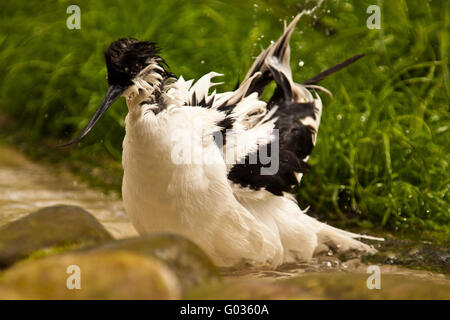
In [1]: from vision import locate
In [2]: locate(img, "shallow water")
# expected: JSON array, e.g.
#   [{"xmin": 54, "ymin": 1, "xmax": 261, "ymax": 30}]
[
  {"xmin": 0, "ymin": 141, "xmax": 448, "ymax": 287},
  {"xmin": 221, "ymin": 256, "xmax": 449, "ymax": 284},
  {"xmin": 0, "ymin": 142, "xmax": 137, "ymax": 239}
]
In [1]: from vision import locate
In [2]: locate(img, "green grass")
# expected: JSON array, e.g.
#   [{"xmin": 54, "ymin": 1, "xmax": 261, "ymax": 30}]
[{"xmin": 0, "ymin": 0, "xmax": 448, "ymax": 243}]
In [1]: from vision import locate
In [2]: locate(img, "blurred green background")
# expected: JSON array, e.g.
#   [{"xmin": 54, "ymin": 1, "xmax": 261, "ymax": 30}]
[{"xmin": 0, "ymin": 0, "xmax": 448, "ymax": 243}]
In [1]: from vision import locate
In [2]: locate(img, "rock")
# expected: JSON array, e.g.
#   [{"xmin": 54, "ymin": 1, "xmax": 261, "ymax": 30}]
[
  {"xmin": 281, "ymin": 272, "xmax": 450, "ymax": 299},
  {"xmin": 187, "ymin": 271, "xmax": 450, "ymax": 299},
  {"xmin": 0, "ymin": 205, "xmax": 113, "ymax": 268},
  {"xmin": 0, "ymin": 251, "xmax": 181, "ymax": 299},
  {"xmin": 184, "ymin": 278, "xmax": 322, "ymax": 299},
  {"xmin": 85, "ymin": 234, "xmax": 220, "ymax": 291}
]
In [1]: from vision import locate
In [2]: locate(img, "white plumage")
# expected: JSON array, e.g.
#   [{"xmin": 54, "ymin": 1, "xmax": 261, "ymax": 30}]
[{"xmin": 65, "ymin": 13, "xmax": 383, "ymax": 268}]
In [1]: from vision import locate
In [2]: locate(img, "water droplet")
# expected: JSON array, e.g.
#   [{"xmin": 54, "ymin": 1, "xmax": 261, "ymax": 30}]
[
  {"xmin": 201, "ymin": 60, "xmax": 205, "ymax": 64},
  {"xmin": 337, "ymin": 114, "xmax": 342, "ymax": 120},
  {"xmin": 298, "ymin": 60, "xmax": 305, "ymax": 67}
]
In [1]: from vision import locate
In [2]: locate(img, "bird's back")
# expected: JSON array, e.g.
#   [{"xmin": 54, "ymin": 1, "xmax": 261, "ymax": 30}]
[{"xmin": 121, "ymin": 13, "xmax": 381, "ymax": 268}]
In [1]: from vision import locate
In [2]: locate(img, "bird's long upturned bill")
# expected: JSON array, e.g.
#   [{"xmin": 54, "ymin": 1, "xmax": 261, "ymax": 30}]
[{"xmin": 58, "ymin": 85, "xmax": 126, "ymax": 147}]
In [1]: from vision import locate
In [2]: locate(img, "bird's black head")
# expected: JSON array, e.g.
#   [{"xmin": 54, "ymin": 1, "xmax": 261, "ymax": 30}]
[
  {"xmin": 60, "ymin": 38, "xmax": 169, "ymax": 147},
  {"xmin": 105, "ymin": 38, "xmax": 164, "ymax": 87}
]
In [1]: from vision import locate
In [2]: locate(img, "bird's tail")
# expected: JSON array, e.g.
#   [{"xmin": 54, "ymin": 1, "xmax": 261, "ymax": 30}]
[
  {"xmin": 274, "ymin": 208, "xmax": 383, "ymax": 262},
  {"xmin": 250, "ymin": 196, "xmax": 383, "ymax": 264},
  {"xmin": 305, "ymin": 213, "xmax": 384, "ymax": 256}
]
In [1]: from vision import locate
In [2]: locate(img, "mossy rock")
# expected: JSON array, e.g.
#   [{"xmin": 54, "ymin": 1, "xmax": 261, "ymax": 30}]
[
  {"xmin": 85, "ymin": 234, "xmax": 220, "ymax": 291},
  {"xmin": 0, "ymin": 205, "xmax": 113, "ymax": 268},
  {"xmin": 280, "ymin": 272, "xmax": 450, "ymax": 300},
  {"xmin": 187, "ymin": 272, "xmax": 450, "ymax": 299},
  {"xmin": 0, "ymin": 251, "xmax": 180, "ymax": 299},
  {"xmin": 185, "ymin": 278, "xmax": 322, "ymax": 299}
]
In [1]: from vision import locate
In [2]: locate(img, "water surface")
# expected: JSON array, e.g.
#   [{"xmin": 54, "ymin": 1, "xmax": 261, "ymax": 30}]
[{"xmin": 0, "ymin": 142, "xmax": 137, "ymax": 239}]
